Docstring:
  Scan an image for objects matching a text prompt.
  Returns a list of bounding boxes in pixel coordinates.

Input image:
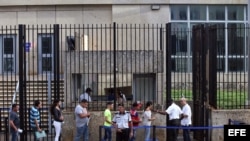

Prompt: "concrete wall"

[61,109,250,141]
[0,0,247,26]
[0,0,247,5]
[0,5,113,26]
[66,51,163,73]
[211,109,250,141]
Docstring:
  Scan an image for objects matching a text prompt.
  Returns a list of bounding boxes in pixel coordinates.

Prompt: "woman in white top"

[142,101,155,141]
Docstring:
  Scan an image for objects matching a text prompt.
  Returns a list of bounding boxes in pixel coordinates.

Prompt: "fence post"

[18,24,26,141]
[5,117,8,141]
[99,126,102,141]
[165,23,172,141]
[53,24,60,100]
[153,125,156,141]
[113,22,117,110]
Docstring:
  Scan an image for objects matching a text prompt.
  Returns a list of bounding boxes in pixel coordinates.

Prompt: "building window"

[38,34,54,73]
[228,5,244,21]
[209,5,225,20]
[171,5,187,20]
[190,5,206,20]
[170,4,247,73]
[0,35,17,73]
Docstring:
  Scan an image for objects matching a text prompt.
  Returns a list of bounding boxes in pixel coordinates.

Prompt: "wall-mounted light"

[151,4,160,10]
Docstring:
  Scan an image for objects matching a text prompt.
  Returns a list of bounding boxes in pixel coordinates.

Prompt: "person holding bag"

[50,99,64,141]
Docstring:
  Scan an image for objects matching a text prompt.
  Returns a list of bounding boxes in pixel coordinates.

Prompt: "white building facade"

[0,0,248,73]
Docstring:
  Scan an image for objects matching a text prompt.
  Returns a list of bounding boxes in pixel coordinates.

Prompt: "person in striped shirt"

[30,100,42,141]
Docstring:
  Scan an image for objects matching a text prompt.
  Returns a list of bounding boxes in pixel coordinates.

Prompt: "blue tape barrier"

[101,125,224,130]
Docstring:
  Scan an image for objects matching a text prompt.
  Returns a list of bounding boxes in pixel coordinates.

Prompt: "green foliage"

[164,89,248,109]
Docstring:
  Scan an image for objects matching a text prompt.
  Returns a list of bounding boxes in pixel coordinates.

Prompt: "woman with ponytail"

[50,99,64,141]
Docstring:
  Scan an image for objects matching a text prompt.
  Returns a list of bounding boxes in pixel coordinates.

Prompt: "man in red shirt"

[129,101,142,141]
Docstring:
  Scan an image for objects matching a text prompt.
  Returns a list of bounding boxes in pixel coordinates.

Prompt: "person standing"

[157,99,182,141]
[80,88,92,102]
[50,99,64,141]
[107,89,115,101]
[180,97,192,141]
[102,102,113,141]
[129,101,142,141]
[117,91,126,104]
[112,103,133,141]
[30,100,42,141]
[74,99,91,141]
[9,104,20,141]
[142,101,156,141]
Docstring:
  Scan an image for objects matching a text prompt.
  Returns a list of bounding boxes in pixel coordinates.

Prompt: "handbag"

[35,130,47,138]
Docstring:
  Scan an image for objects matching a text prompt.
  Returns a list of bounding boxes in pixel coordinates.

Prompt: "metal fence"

[0,23,249,140]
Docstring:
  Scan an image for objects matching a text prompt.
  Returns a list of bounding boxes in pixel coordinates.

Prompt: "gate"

[192,24,217,141]
[0,25,62,141]
[18,25,62,141]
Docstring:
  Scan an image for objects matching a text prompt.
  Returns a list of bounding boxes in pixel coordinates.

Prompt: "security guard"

[157,99,183,141]
[112,103,133,141]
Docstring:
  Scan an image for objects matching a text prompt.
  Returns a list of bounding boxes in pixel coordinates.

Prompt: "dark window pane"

[171,58,188,72]
[209,6,225,20]
[171,5,187,20]
[228,58,244,72]
[4,38,13,54]
[208,24,225,56]
[228,23,245,55]
[171,23,188,55]
[190,5,206,20]
[217,58,225,72]
[4,58,13,72]
[42,37,52,54]
[42,57,52,71]
[247,7,248,21]
[228,5,244,20]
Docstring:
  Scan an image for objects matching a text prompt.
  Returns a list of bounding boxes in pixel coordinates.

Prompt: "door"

[133,74,156,102]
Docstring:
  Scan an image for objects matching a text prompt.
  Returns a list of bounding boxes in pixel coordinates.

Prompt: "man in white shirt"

[80,88,92,102]
[112,103,133,141]
[157,99,183,141]
[180,97,192,141]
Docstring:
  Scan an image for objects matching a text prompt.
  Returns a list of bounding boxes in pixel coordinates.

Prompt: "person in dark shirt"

[107,89,115,101]
[9,104,20,141]
[50,99,64,141]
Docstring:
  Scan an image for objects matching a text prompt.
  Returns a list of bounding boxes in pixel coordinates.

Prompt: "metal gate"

[0,25,62,141]
[18,25,61,141]
[192,24,217,141]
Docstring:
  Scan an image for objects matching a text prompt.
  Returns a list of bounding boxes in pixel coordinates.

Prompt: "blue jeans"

[144,127,150,141]
[129,128,137,141]
[11,131,18,141]
[103,126,112,141]
[183,127,191,141]
[74,124,89,141]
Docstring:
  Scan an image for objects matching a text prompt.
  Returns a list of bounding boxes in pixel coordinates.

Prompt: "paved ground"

[0,132,194,141]
[0,132,55,141]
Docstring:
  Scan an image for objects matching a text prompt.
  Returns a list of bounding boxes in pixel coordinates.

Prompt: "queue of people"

[9,90,192,141]
[101,97,191,141]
